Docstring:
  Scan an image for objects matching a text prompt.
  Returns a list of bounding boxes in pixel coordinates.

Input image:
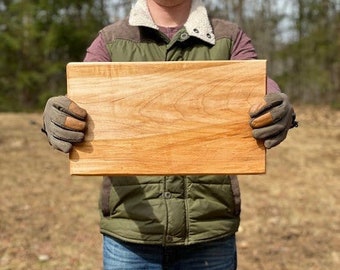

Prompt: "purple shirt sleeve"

[230,28,257,61]
[83,33,111,62]
[266,77,281,94]
[231,28,280,94]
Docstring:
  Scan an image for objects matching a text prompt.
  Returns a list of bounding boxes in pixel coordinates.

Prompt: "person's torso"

[98,18,242,246]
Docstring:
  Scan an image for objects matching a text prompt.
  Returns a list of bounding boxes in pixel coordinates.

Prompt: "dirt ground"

[0,106,339,270]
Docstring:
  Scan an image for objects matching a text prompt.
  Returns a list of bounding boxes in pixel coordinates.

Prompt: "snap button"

[207,33,212,39]
[180,32,189,40]
[193,28,199,33]
[164,192,172,199]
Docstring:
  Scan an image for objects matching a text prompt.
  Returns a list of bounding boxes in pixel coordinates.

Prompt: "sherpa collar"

[129,0,215,45]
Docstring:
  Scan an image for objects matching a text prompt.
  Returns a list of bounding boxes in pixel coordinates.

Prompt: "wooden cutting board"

[67,61,266,175]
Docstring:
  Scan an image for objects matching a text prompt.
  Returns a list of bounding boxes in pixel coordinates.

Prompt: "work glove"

[42,96,87,153]
[249,92,298,149]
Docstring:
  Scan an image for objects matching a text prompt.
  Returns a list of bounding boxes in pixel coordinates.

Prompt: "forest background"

[0,0,339,112]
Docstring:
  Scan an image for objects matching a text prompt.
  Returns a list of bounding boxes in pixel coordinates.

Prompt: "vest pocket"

[187,175,241,218]
[100,176,164,218]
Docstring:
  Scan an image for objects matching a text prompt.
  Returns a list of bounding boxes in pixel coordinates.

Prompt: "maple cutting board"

[67,60,266,175]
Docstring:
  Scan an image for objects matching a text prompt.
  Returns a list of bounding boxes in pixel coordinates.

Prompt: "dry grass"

[0,106,339,269]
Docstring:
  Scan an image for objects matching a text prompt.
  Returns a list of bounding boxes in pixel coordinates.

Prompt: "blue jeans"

[103,234,237,270]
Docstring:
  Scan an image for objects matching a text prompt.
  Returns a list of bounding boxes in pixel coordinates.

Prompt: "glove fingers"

[48,136,73,153]
[49,122,85,143]
[269,100,291,122]
[52,96,87,120]
[50,104,86,132]
[264,129,289,149]
[252,117,288,140]
[250,102,291,128]
[249,111,273,128]
[249,93,284,118]
[64,115,86,131]
[253,107,292,140]
[249,99,268,118]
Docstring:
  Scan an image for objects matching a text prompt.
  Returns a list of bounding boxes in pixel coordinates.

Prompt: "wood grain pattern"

[67,61,266,175]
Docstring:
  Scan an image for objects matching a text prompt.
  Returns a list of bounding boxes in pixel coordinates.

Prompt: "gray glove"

[42,96,87,153]
[249,92,298,149]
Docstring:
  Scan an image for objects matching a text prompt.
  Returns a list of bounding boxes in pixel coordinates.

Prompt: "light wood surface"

[67,61,266,175]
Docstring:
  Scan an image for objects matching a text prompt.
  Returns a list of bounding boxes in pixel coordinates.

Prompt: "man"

[42,0,297,269]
